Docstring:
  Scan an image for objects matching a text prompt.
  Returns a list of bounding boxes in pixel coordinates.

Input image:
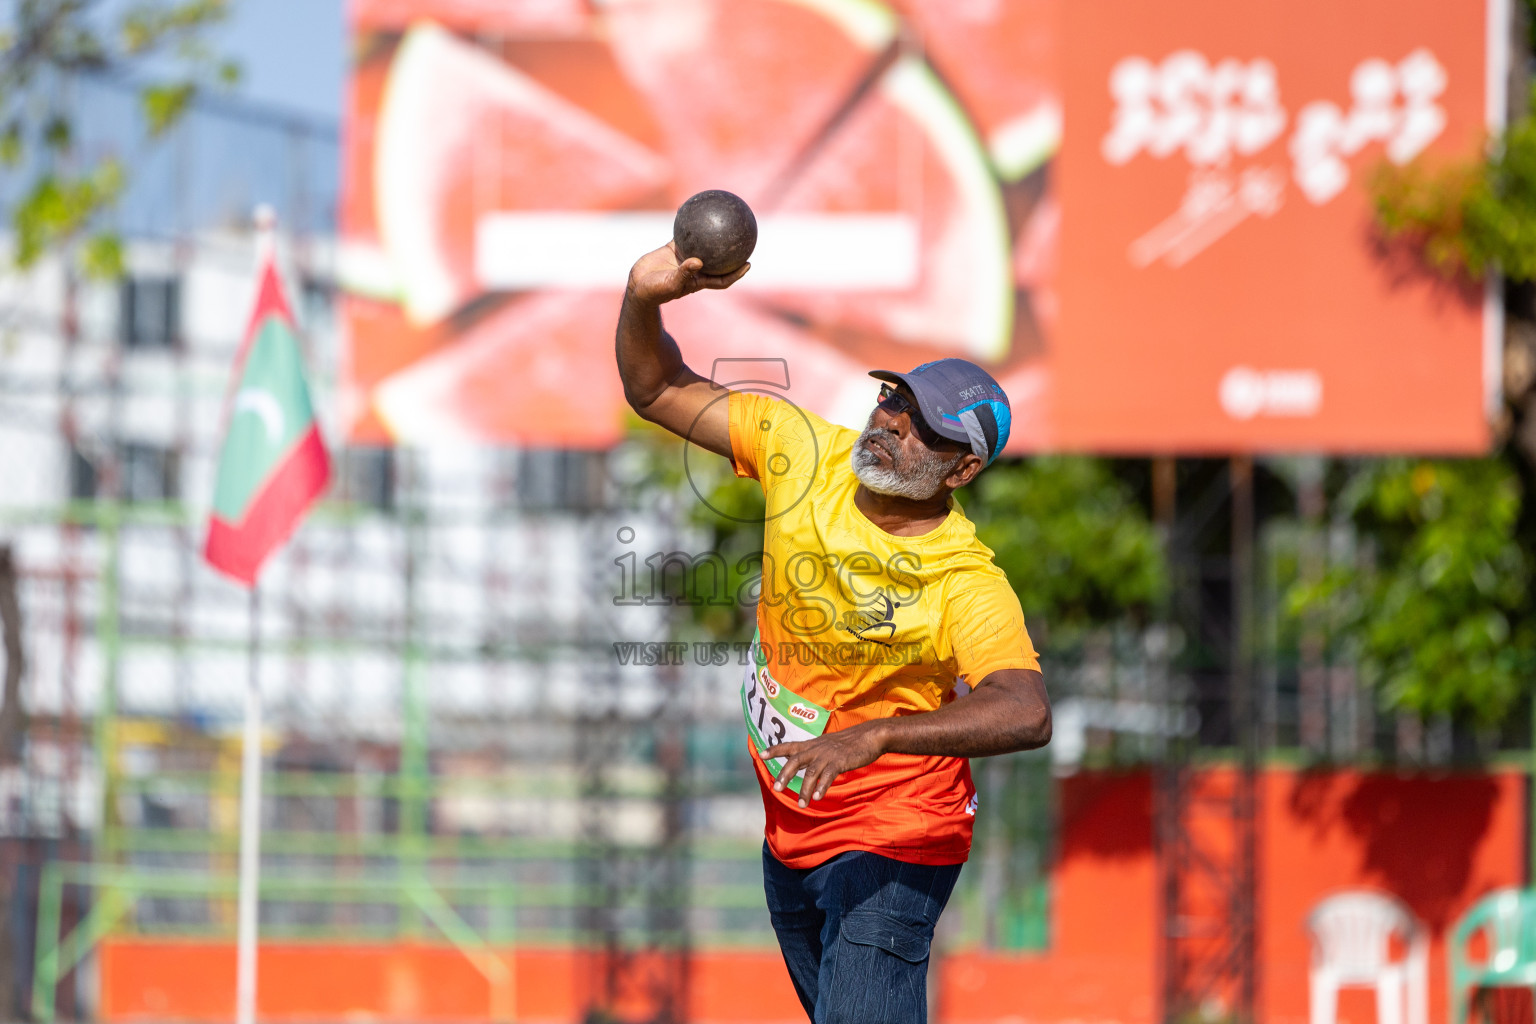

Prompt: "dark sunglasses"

[877,384,944,448]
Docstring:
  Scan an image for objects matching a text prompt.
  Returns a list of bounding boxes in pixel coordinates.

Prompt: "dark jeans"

[762,842,962,1024]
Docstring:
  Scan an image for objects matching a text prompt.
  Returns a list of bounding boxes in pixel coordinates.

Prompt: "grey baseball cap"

[869,359,1012,465]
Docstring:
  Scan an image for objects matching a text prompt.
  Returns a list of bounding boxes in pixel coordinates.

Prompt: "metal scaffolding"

[1156,458,1260,1024]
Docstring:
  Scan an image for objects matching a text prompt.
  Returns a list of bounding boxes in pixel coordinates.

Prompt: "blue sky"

[220,0,346,123]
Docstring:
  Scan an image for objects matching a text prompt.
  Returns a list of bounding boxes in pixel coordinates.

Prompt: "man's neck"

[853,484,952,537]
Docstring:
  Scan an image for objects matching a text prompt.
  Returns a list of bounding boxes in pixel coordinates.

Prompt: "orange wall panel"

[938,771,1159,1024]
[1260,769,1526,1024]
[97,768,1526,1024]
[100,943,805,1024]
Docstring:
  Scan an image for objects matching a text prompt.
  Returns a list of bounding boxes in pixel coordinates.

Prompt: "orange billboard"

[339,0,1504,453]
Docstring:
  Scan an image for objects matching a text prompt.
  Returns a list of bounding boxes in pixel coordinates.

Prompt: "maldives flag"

[204,255,331,586]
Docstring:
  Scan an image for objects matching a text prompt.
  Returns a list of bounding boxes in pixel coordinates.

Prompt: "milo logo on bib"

[739,630,829,795]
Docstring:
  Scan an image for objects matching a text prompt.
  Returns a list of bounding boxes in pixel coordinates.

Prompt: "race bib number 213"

[740,633,830,795]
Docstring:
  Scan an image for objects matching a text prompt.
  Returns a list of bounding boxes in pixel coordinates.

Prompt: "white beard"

[849,421,962,500]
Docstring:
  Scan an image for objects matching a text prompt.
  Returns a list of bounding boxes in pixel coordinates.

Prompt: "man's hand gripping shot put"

[617,242,1051,1024]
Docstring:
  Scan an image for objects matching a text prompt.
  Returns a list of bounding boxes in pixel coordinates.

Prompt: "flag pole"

[235,583,262,1024]
[235,206,276,1024]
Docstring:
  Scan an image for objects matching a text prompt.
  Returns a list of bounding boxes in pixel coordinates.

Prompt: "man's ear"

[946,453,985,489]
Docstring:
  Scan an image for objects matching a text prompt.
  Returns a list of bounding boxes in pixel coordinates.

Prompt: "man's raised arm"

[617,242,749,459]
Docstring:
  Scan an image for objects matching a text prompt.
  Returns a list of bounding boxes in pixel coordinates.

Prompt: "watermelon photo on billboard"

[339,0,1501,455]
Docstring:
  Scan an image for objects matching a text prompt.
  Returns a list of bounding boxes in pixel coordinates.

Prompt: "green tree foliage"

[1286,460,1536,726]
[1370,0,1536,282]
[1348,5,1536,726]
[1,0,238,275]
[1372,93,1536,282]
[958,457,1167,643]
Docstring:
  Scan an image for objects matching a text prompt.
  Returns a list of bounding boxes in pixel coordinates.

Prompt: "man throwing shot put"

[616,242,1051,1024]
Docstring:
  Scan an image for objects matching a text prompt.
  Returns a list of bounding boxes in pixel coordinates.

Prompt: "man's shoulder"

[927,531,1017,611]
[929,507,1004,571]
[739,390,856,451]
[936,555,1014,598]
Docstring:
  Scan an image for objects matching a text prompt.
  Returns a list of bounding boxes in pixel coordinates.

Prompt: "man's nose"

[872,405,910,437]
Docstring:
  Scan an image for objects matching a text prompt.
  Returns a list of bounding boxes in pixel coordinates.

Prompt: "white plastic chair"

[1307,891,1428,1024]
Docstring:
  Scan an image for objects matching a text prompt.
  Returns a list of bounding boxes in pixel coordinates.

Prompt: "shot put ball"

[672,190,758,276]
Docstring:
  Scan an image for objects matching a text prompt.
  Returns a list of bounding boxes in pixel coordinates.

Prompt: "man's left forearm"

[868,668,1051,759]
[761,668,1050,807]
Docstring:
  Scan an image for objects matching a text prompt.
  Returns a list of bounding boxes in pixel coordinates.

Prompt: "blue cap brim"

[868,369,972,448]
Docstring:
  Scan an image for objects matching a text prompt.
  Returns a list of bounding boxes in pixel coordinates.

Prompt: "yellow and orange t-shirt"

[729,390,1040,868]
